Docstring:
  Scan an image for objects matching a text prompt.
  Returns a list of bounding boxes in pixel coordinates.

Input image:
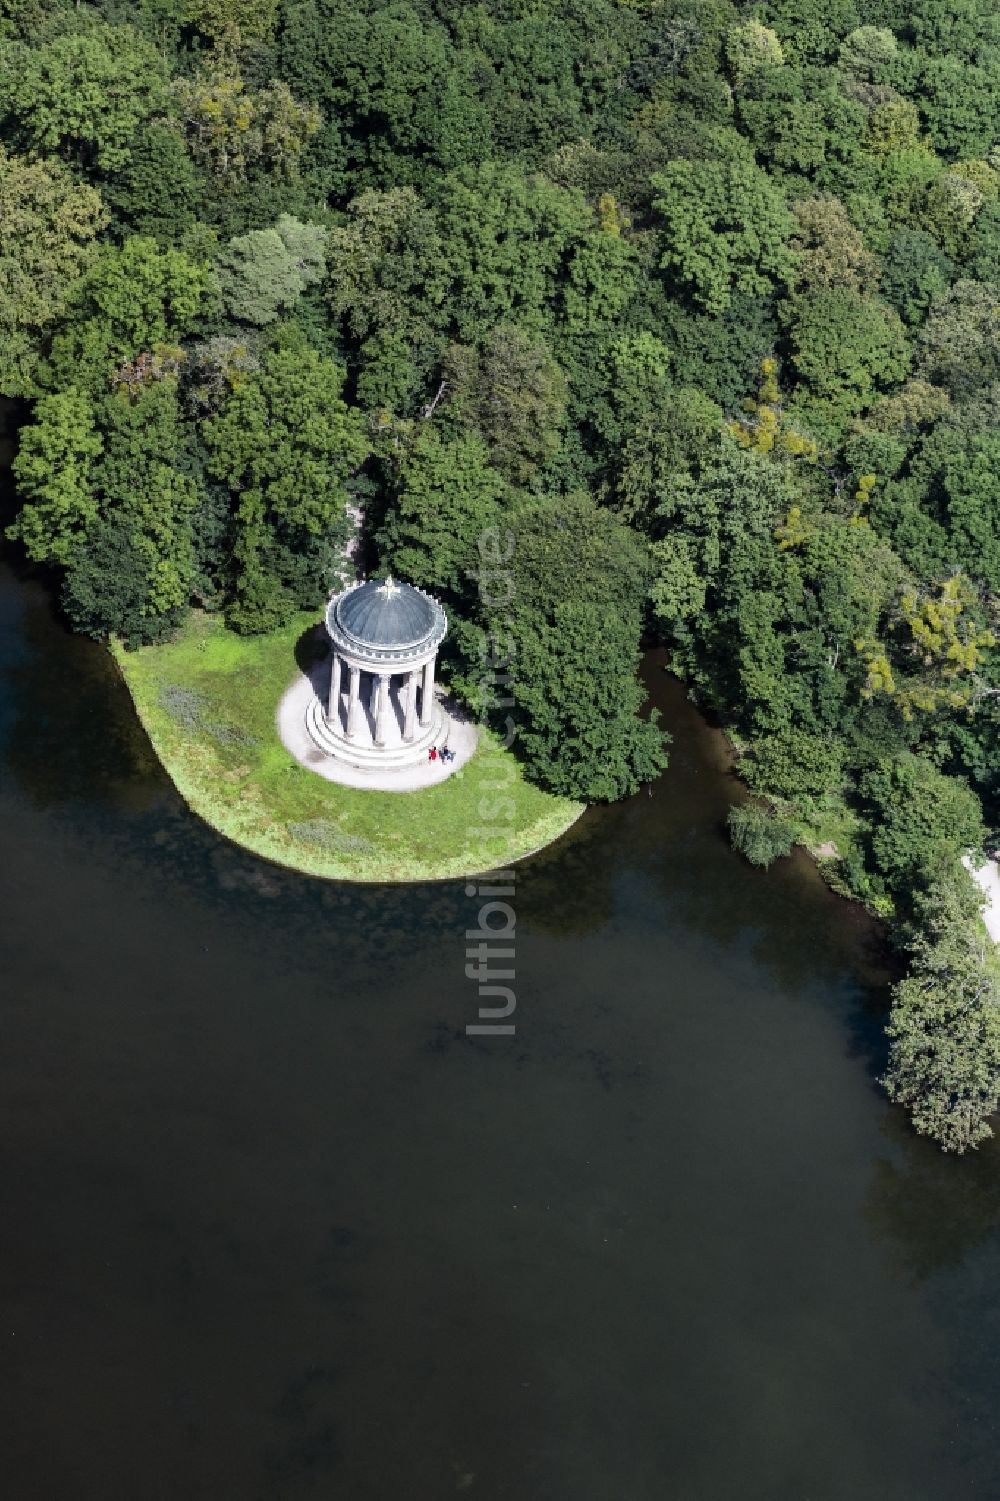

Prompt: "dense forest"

[2,0,999,1149]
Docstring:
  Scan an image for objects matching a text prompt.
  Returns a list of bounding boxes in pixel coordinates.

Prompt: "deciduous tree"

[0,146,107,396]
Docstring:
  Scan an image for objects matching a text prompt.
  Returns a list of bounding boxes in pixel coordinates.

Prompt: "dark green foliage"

[860,754,984,898]
[378,428,508,607]
[62,515,184,646]
[966,201,1000,282]
[902,52,1000,159]
[760,0,860,66]
[443,326,569,485]
[43,235,219,395]
[507,599,668,802]
[784,289,911,416]
[872,392,1000,590]
[737,64,867,184]
[458,491,667,802]
[102,123,206,240]
[916,280,1000,397]
[659,295,782,412]
[881,230,953,325]
[201,343,370,631]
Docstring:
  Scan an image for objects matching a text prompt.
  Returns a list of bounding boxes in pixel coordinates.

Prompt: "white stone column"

[420,654,436,728]
[403,668,419,742]
[346,665,362,739]
[327,651,342,727]
[374,673,391,747]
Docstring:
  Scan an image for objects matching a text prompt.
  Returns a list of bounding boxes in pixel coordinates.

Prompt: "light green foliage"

[789,195,878,292]
[182,0,279,51]
[884,865,1000,1154]
[744,727,845,799]
[652,159,794,313]
[8,391,103,565]
[563,228,638,332]
[871,378,953,430]
[916,280,1000,397]
[724,21,785,90]
[45,236,218,392]
[838,26,897,79]
[922,171,988,258]
[727,803,797,867]
[0,145,107,395]
[82,237,214,347]
[114,611,582,882]
[170,68,321,183]
[218,216,328,325]
[863,98,923,156]
[0,25,165,174]
[203,345,367,535]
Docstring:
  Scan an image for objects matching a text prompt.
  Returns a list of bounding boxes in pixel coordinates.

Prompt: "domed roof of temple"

[326,577,447,661]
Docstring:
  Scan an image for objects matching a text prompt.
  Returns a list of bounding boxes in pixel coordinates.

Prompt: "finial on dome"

[381,574,399,596]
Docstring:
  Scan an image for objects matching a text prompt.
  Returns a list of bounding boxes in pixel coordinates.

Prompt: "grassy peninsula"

[113,612,583,883]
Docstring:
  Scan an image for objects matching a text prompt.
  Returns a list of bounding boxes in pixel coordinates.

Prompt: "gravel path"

[963,854,1000,943]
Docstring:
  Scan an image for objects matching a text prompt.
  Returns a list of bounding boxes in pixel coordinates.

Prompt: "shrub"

[744,728,845,800]
[860,754,984,898]
[727,803,797,868]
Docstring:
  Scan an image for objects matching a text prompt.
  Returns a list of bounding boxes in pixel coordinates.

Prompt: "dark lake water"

[3,546,1000,1499]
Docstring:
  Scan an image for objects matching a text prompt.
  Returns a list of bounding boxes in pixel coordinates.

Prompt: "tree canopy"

[2,0,999,1149]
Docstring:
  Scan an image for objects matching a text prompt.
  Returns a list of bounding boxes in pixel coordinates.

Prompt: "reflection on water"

[867,1111,1000,1282]
[1,560,999,1500]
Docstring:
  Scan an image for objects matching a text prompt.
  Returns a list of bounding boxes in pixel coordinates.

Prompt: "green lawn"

[113,611,584,882]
